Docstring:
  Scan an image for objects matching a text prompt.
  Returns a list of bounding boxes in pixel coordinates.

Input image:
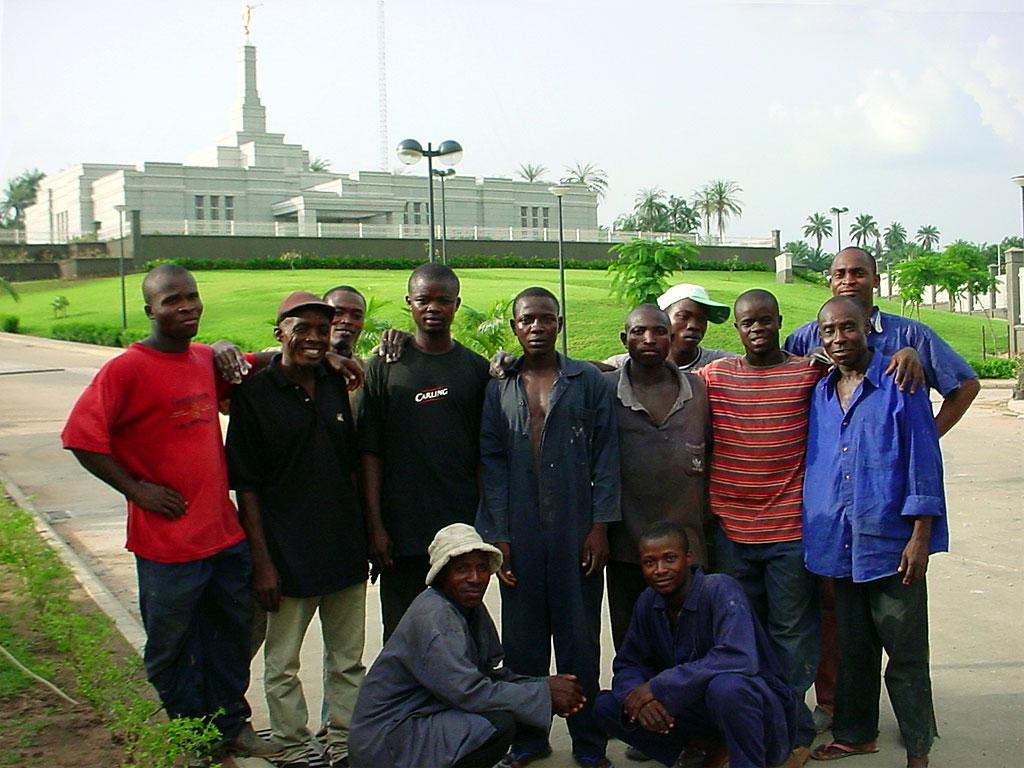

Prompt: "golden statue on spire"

[242,3,260,43]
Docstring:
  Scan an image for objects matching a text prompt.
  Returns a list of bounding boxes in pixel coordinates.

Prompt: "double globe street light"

[830,206,849,251]
[396,139,462,263]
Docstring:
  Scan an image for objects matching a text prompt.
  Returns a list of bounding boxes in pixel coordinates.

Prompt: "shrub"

[0,314,19,333]
[51,323,141,348]
[608,239,700,305]
[966,358,1016,379]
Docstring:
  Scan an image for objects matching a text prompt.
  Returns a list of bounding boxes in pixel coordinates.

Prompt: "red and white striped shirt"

[700,354,825,544]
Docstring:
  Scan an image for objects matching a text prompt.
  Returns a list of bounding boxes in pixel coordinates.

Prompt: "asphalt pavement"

[0,331,1021,768]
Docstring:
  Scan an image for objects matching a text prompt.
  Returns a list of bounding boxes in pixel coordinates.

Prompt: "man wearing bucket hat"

[604,284,737,373]
[349,523,586,768]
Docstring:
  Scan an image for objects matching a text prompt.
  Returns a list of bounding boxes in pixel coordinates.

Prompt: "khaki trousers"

[264,582,366,763]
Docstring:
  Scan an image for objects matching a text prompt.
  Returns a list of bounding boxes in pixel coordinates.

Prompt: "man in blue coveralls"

[477,286,620,768]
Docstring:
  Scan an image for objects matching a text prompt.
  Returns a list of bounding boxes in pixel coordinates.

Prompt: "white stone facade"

[24,44,598,244]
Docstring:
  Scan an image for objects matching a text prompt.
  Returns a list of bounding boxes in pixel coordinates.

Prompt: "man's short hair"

[734,288,779,315]
[142,263,192,303]
[625,303,670,332]
[408,262,460,293]
[513,286,559,316]
[323,285,366,306]
[833,247,878,275]
[818,295,867,322]
[638,520,690,553]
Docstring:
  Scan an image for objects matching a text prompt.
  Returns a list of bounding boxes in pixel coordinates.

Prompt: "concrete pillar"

[1006,248,1023,355]
[297,208,316,238]
[771,229,781,250]
[775,252,793,284]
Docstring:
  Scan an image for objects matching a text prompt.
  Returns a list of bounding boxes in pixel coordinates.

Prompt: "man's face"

[733,297,782,356]
[639,535,693,598]
[440,551,492,610]
[406,277,460,335]
[511,296,561,357]
[829,249,879,311]
[144,273,203,340]
[665,299,709,355]
[818,303,870,368]
[622,308,672,367]
[324,290,366,356]
[274,308,331,368]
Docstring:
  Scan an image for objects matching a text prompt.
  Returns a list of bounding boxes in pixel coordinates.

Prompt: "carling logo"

[414,386,449,404]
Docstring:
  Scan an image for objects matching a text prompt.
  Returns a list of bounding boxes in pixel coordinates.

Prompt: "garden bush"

[50,323,144,348]
[0,314,19,333]
[966,357,1016,379]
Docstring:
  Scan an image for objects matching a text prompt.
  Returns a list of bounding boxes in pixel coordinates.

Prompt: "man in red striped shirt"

[699,289,824,766]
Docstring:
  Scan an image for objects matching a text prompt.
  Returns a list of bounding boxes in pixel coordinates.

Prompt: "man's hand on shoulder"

[886,347,925,393]
[489,350,515,380]
[129,480,187,520]
[325,352,364,391]
[374,329,413,363]
[548,674,585,717]
[211,339,252,384]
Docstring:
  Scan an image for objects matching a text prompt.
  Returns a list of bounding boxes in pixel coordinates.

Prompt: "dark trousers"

[833,574,936,758]
[500,550,606,761]
[135,540,253,740]
[379,555,430,643]
[815,577,838,712]
[454,711,517,768]
[607,560,649,652]
[594,675,783,768]
[713,529,819,747]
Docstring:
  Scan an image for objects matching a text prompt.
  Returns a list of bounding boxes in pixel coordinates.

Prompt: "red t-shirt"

[700,354,825,544]
[62,342,246,563]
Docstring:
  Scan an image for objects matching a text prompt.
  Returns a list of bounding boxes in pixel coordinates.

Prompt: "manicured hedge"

[0,314,18,333]
[967,357,1017,379]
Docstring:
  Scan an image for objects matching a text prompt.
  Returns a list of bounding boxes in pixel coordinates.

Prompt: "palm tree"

[802,213,833,253]
[849,213,879,248]
[633,188,668,230]
[916,224,940,250]
[705,180,743,241]
[883,221,907,252]
[1,169,45,229]
[515,163,548,183]
[692,186,714,239]
[308,157,331,173]
[666,195,701,234]
[561,162,608,199]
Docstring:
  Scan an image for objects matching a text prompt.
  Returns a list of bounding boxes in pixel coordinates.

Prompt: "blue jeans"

[136,540,253,740]
[714,529,818,747]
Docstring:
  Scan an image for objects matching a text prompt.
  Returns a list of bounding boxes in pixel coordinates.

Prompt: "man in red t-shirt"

[61,264,282,762]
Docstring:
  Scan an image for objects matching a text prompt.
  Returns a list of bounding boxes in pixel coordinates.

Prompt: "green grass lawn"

[0,268,1007,362]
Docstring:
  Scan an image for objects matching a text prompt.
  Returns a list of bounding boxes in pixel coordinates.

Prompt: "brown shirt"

[604,361,712,565]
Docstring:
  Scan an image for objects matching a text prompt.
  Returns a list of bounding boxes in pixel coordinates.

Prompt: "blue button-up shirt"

[803,351,948,583]
[784,307,976,397]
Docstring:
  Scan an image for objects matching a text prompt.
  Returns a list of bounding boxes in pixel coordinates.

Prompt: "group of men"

[61,245,975,768]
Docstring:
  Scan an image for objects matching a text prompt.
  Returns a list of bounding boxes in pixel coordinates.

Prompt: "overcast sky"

[1,0,1021,246]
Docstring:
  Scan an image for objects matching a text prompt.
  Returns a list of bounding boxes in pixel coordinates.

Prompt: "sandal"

[811,742,879,761]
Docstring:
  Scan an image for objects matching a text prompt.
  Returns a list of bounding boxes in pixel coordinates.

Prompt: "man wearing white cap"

[604,284,737,372]
[349,523,586,768]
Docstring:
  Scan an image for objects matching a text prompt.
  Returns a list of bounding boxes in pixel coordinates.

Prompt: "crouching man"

[348,523,586,768]
[594,522,798,768]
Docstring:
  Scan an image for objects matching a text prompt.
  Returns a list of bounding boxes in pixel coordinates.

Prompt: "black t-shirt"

[226,358,367,597]
[359,341,490,556]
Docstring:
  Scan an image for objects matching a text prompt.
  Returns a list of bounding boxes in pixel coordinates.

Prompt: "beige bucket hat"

[425,523,504,586]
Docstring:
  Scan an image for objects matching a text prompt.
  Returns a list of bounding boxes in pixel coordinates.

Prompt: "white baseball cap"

[657,283,730,324]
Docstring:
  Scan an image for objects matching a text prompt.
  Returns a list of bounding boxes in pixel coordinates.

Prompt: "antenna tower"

[377,0,390,171]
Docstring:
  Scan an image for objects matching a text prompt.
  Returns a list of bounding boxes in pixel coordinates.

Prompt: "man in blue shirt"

[803,297,947,768]
[477,286,620,768]
[784,247,978,438]
[593,521,798,768]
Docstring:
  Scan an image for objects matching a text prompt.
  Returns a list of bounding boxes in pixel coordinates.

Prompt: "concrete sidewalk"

[0,332,1021,767]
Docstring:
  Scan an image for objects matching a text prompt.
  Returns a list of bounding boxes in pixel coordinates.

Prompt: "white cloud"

[961,35,1024,145]
[855,68,954,154]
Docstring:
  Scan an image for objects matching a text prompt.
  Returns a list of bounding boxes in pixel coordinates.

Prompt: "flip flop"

[810,742,879,761]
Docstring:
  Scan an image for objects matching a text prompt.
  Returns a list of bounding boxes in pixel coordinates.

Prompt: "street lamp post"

[433,168,456,264]
[830,206,849,251]
[396,139,462,262]
[114,204,127,329]
[1012,175,1024,238]
[549,185,571,356]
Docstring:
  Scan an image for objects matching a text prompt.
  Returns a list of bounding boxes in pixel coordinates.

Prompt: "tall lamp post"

[396,139,462,262]
[433,168,456,264]
[830,206,849,251]
[114,204,128,329]
[1012,175,1024,238]
[549,185,571,356]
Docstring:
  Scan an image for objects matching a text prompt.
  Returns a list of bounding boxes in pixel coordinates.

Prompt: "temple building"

[24,42,598,244]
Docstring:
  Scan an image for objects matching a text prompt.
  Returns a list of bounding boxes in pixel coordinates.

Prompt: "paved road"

[0,331,1021,768]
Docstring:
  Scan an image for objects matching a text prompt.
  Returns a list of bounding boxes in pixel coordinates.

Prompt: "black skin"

[70,269,203,521]
[495,295,609,589]
[817,299,932,588]
[664,298,710,368]
[829,247,978,437]
[235,307,336,612]
[323,289,366,358]
[733,294,786,367]
[621,306,680,426]
[622,533,695,734]
[439,550,587,718]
